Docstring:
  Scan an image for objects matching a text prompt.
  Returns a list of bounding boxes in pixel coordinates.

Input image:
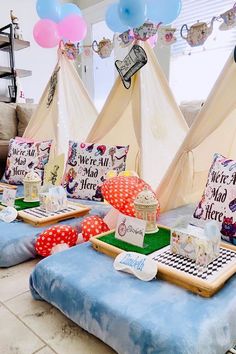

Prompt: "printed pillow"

[3,137,52,185]
[64,141,129,201]
[193,153,236,245]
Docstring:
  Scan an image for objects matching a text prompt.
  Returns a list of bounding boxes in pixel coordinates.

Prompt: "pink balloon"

[148,34,158,48]
[33,19,60,48]
[58,14,87,42]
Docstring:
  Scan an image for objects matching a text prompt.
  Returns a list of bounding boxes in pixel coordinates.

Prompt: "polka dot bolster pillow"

[3,137,52,185]
[35,225,78,257]
[63,141,129,201]
[101,175,160,217]
[193,153,236,245]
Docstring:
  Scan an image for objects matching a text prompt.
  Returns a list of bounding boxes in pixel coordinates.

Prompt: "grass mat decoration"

[99,227,171,255]
[0,198,40,211]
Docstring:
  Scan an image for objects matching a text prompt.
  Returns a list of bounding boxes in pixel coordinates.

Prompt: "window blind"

[171,0,236,56]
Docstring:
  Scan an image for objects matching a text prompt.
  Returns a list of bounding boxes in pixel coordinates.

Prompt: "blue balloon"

[118,0,147,28]
[146,0,182,24]
[36,0,61,22]
[105,3,129,33]
[60,3,82,20]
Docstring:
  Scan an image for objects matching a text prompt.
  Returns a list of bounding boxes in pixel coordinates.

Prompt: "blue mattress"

[0,186,110,267]
[30,241,236,354]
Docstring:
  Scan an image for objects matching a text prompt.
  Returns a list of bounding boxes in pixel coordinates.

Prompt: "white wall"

[78,0,104,9]
[0,0,60,103]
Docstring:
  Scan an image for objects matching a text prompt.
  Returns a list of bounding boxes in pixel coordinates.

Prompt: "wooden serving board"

[18,202,90,227]
[0,183,17,193]
[91,229,236,297]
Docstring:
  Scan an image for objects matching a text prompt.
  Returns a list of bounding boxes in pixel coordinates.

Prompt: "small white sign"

[115,213,146,248]
[114,252,157,281]
[2,188,17,207]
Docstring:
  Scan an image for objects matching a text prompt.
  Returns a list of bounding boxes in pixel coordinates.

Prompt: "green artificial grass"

[99,227,171,255]
[0,198,40,211]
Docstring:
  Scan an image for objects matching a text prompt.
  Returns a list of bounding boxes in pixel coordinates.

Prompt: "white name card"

[115,213,146,248]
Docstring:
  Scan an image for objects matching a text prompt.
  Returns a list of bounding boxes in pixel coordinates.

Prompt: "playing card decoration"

[101,176,158,217]
[35,225,78,257]
[115,44,147,89]
[81,215,110,241]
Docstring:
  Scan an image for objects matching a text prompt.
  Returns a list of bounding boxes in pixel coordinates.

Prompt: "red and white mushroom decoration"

[35,225,78,257]
[80,215,110,242]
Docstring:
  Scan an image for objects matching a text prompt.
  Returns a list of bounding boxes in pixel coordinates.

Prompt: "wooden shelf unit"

[0,34,30,51]
[0,24,31,103]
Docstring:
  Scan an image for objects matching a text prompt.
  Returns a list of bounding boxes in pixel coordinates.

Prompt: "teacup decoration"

[92,37,113,59]
[133,22,160,41]
[220,4,236,31]
[180,18,216,47]
[158,26,177,46]
[118,30,134,48]
[23,171,41,202]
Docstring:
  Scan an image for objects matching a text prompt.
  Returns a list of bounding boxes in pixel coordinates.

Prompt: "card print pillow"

[3,137,52,185]
[64,141,129,201]
[193,153,236,245]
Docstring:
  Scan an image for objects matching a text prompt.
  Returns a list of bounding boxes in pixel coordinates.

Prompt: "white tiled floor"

[0,260,116,354]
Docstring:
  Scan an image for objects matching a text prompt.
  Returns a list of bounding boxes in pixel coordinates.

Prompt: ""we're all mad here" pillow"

[193,153,236,245]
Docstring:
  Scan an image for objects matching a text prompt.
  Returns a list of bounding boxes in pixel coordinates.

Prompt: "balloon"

[33,19,60,48]
[146,0,182,24]
[58,14,87,42]
[148,33,157,48]
[60,3,81,20]
[36,0,61,22]
[105,3,129,33]
[118,0,147,28]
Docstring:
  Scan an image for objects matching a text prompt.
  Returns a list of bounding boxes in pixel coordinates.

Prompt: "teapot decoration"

[92,37,113,59]
[219,4,236,31]
[180,17,216,47]
[133,22,161,41]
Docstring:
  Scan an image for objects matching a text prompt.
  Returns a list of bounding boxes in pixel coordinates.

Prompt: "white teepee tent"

[157,49,236,212]
[23,49,98,157]
[86,42,188,189]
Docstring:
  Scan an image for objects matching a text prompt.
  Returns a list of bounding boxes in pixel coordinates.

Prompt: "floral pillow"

[193,153,236,245]
[63,141,129,201]
[3,137,52,185]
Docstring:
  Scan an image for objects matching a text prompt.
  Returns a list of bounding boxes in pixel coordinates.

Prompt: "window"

[170,0,236,103]
[92,20,115,111]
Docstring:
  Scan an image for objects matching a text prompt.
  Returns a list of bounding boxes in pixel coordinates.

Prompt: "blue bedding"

[0,186,110,267]
[30,242,236,354]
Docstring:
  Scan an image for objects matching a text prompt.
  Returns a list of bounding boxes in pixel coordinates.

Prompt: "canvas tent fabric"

[23,49,98,158]
[86,42,188,189]
[157,50,236,212]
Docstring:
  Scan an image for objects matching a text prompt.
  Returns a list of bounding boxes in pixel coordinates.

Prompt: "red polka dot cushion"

[101,176,160,217]
[35,225,78,257]
[81,216,110,241]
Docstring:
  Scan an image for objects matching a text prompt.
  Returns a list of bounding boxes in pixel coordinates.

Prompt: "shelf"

[0,34,30,51]
[0,66,32,79]
[0,96,11,103]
